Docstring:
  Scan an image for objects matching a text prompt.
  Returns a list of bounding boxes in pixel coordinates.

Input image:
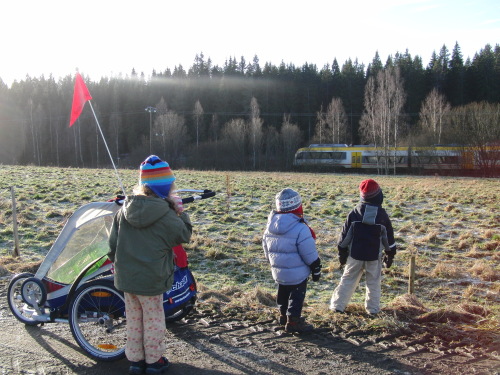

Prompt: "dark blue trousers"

[277,279,308,317]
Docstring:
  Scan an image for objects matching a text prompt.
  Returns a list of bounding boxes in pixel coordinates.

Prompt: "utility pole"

[145,106,157,154]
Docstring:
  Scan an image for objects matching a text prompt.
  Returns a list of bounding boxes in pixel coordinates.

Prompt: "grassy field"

[0,165,499,346]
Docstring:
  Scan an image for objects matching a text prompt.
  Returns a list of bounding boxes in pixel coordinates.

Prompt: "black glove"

[383,255,394,268]
[383,247,396,268]
[338,247,348,267]
[310,258,322,282]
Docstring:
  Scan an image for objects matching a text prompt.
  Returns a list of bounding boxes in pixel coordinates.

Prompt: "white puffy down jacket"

[262,211,319,285]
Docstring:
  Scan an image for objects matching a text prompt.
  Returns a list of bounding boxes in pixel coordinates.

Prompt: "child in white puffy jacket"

[262,188,321,333]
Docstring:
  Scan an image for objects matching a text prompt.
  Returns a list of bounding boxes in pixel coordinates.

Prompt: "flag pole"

[88,102,126,196]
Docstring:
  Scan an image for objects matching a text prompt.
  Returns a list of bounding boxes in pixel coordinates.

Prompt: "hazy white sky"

[1,0,498,86]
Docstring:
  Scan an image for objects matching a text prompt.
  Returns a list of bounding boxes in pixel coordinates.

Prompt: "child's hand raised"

[166,195,184,215]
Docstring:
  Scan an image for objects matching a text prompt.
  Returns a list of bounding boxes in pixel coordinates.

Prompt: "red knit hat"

[359,179,381,200]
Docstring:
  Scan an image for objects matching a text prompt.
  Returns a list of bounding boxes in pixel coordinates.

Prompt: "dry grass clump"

[457,240,470,250]
[0,264,9,277]
[483,229,495,239]
[240,287,275,307]
[422,231,439,243]
[396,223,413,233]
[465,244,484,258]
[387,294,428,319]
[0,256,42,274]
[413,308,477,324]
[462,285,482,300]
[456,303,491,317]
[431,263,464,279]
[343,303,367,315]
[198,290,232,303]
[205,247,227,260]
[186,233,215,251]
[199,285,276,318]
[469,260,500,281]
[484,240,499,251]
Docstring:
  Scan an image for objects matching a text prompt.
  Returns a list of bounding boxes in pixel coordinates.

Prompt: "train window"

[297,152,315,160]
[416,157,431,164]
[364,156,378,163]
[440,156,459,164]
[332,152,346,160]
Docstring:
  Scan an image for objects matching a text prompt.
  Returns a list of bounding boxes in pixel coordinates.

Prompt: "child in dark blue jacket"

[329,179,396,314]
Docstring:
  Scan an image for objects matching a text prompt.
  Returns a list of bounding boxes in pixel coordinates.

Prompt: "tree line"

[0,42,499,171]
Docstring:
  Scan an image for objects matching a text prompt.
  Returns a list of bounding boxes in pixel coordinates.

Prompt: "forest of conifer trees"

[0,43,499,171]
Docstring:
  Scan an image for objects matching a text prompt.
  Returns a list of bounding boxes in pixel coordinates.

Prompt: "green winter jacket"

[108,195,192,296]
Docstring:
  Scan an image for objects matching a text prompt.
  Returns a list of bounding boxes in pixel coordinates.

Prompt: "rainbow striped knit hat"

[139,155,176,198]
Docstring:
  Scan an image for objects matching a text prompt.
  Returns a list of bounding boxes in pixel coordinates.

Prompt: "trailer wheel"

[68,279,126,361]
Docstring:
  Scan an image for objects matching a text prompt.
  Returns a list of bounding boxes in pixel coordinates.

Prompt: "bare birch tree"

[193,100,204,149]
[264,125,280,170]
[154,110,187,164]
[359,77,378,146]
[280,114,302,169]
[359,66,406,174]
[249,97,263,169]
[449,102,500,175]
[418,88,451,144]
[221,118,247,169]
[156,97,168,116]
[325,97,348,144]
[313,105,326,144]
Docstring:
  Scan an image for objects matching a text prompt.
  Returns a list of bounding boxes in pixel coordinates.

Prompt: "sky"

[0,0,499,87]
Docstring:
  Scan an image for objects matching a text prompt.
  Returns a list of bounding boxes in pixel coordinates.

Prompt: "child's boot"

[285,316,313,333]
[278,314,287,325]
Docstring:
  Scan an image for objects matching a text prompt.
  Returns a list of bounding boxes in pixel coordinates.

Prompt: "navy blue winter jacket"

[338,201,396,261]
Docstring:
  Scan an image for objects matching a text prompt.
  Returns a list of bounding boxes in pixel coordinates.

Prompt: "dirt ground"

[0,276,498,375]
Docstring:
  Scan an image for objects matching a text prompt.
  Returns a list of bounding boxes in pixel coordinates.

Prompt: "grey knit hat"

[275,188,302,212]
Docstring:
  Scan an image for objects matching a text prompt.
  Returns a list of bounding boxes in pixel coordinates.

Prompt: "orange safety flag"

[69,73,92,127]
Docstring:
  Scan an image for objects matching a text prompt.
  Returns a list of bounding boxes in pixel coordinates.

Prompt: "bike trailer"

[7,191,213,361]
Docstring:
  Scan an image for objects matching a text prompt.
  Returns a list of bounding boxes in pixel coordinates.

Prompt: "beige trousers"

[124,293,166,364]
[329,255,383,314]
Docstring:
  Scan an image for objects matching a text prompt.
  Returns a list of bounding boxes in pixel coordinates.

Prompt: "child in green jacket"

[108,155,191,374]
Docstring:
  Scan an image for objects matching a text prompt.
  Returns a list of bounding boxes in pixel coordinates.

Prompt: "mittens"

[338,246,348,266]
[309,258,322,282]
[383,248,396,268]
[383,255,394,268]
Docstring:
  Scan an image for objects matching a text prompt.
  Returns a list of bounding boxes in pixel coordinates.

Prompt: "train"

[293,144,500,175]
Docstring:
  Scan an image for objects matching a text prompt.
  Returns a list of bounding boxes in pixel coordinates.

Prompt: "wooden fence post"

[408,255,416,294]
[11,186,20,257]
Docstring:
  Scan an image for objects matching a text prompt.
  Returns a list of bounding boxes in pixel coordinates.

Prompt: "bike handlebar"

[110,189,216,206]
[181,190,216,204]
